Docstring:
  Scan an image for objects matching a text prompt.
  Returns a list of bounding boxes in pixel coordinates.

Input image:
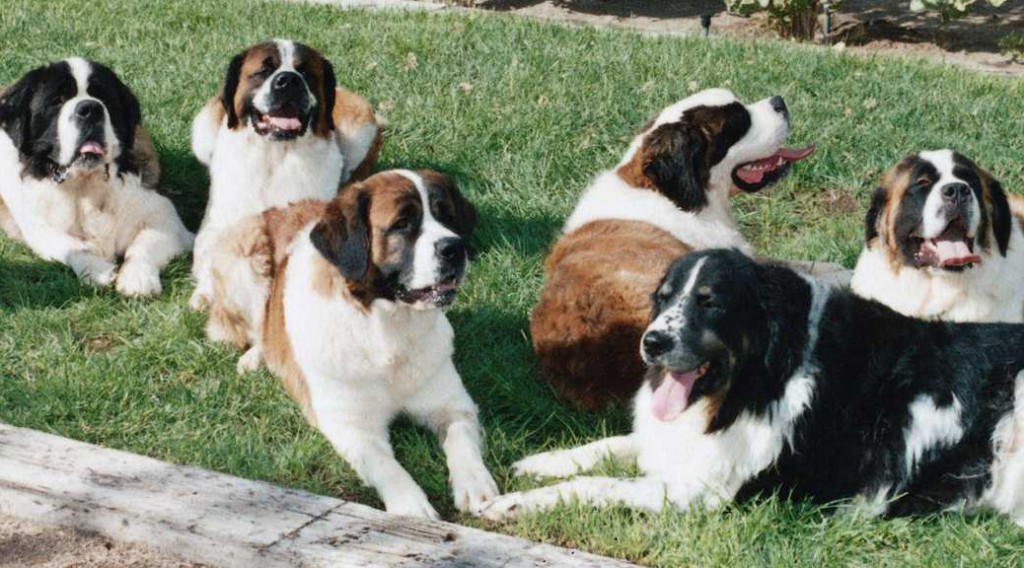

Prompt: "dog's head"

[864,150,1011,273]
[0,58,141,183]
[310,170,477,309]
[616,88,814,211]
[220,39,336,141]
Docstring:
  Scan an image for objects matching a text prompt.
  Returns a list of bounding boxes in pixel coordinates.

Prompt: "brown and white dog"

[0,58,192,297]
[204,170,496,518]
[851,150,1024,322]
[189,39,382,310]
[530,89,814,410]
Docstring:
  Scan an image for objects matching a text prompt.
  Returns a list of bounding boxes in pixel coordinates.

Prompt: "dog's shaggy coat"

[0,58,192,297]
[189,39,381,310]
[484,249,1024,527]
[852,150,1024,323]
[530,89,814,410]
[205,170,496,519]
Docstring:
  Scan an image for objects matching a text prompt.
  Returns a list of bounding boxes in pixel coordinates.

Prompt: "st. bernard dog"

[0,58,193,297]
[530,89,815,410]
[189,39,382,310]
[204,170,496,518]
[851,150,1024,322]
[484,249,1024,527]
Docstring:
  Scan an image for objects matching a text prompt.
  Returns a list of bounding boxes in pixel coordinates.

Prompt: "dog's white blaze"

[644,257,707,349]
[56,58,120,169]
[394,169,460,291]
[903,394,964,475]
[919,149,981,240]
[252,39,315,115]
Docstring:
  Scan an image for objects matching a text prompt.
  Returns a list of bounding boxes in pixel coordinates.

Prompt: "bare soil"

[476,0,1024,76]
[0,517,205,568]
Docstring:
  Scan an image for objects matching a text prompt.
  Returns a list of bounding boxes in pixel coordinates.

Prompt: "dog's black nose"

[272,71,302,93]
[941,182,971,204]
[75,100,104,121]
[769,96,788,115]
[436,237,466,262]
[642,330,674,358]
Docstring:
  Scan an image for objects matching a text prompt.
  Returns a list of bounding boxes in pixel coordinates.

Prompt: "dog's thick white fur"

[0,59,192,297]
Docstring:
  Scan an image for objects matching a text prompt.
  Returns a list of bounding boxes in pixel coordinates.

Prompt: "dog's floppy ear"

[221,52,245,129]
[982,170,1012,257]
[0,67,45,153]
[310,186,371,281]
[641,121,708,211]
[319,58,337,134]
[421,171,477,239]
[864,185,889,245]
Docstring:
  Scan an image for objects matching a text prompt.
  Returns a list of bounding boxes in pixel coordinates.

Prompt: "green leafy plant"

[1000,31,1024,61]
[910,0,1013,21]
[724,0,842,40]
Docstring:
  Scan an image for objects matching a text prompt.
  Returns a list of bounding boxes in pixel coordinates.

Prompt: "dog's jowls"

[485,249,1024,526]
[206,170,494,519]
[530,89,815,410]
[0,58,192,297]
[189,39,381,311]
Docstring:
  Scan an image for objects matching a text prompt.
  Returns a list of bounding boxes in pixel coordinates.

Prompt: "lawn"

[1,0,1024,565]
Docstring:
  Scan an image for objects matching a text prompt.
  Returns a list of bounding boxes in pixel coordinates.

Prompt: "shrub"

[910,0,1013,22]
[1000,31,1024,61]
[724,0,841,40]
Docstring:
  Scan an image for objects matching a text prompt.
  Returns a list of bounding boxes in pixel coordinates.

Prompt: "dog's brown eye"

[389,217,412,234]
[697,294,719,309]
[915,176,932,187]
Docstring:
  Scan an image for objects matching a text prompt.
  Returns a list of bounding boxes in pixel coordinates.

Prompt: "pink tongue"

[79,141,104,156]
[736,167,765,184]
[935,240,982,267]
[267,116,302,130]
[651,370,699,422]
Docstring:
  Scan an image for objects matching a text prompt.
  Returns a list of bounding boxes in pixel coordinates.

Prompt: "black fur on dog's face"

[640,249,769,425]
[0,58,140,182]
[221,39,336,141]
[864,150,1011,273]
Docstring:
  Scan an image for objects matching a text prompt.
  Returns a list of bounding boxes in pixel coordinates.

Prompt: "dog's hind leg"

[512,435,637,479]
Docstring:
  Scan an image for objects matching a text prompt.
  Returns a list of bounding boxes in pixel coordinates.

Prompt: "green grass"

[1,0,1024,565]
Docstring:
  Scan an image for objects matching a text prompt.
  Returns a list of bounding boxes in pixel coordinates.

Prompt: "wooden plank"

[0,423,635,568]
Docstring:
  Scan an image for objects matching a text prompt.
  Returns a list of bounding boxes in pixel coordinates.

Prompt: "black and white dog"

[0,58,192,297]
[484,249,1024,525]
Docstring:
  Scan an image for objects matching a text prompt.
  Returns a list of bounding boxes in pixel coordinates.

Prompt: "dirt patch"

[475,0,1024,76]
[0,517,205,568]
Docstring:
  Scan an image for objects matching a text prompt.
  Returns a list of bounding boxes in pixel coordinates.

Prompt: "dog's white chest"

[206,130,344,228]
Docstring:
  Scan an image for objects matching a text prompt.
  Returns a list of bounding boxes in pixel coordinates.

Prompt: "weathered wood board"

[0,423,636,568]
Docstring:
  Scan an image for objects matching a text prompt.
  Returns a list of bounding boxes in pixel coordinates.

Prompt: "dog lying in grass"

[484,249,1024,526]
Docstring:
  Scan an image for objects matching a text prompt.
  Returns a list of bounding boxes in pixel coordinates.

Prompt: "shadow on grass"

[0,258,89,310]
[154,143,209,232]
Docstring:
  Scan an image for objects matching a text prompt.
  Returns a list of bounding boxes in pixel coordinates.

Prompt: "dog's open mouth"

[254,107,307,138]
[397,280,459,307]
[75,140,106,165]
[651,362,711,422]
[732,145,815,191]
[913,218,980,270]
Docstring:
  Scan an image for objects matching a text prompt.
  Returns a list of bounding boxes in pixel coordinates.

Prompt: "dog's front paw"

[236,346,263,375]
[116,262,162,297]
[188,286,211,311]
[512,450,582,479]
[76,257,117,288]
[451,465,499,515]
[384,488,440,520]
[479,492,528,522]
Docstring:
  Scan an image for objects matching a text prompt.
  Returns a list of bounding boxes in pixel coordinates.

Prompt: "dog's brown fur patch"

[530,220,691,410]
[334,87,382,182]
[263,256,317,426]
